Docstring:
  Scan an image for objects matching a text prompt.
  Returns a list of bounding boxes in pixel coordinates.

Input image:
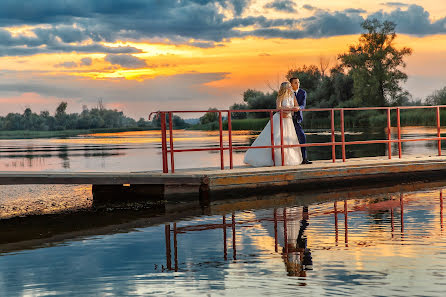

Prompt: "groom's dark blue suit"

[292,89,307,160]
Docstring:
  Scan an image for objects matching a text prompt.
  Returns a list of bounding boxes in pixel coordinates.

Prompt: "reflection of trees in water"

[0,145,126,169]
[58,145,70,168]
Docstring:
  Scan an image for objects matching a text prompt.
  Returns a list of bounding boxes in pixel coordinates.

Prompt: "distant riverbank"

[0,127,157,139]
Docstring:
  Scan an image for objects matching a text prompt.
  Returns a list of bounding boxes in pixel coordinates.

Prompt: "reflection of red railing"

[149,106,446,173]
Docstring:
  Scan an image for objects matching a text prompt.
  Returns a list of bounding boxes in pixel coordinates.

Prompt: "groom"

[290,77,312,164]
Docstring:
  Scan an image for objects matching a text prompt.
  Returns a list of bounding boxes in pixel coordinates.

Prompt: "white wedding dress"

[244,95,303,167]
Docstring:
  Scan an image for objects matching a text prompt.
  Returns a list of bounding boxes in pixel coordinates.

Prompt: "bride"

[244,81,303,167]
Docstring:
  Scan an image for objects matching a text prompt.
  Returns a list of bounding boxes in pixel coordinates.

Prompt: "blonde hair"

[277,81,292,101]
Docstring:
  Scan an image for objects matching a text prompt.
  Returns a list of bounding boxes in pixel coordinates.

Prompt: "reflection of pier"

[164,189,445,273]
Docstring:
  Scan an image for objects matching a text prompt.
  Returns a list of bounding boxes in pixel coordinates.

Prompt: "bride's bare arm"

[276,98,282,110]
[294,97,300,110]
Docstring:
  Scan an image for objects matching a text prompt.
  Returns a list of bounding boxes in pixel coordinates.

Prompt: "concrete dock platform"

[1,155,446,200]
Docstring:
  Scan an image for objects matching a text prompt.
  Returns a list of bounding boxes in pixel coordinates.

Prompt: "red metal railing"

[149,105,446,173]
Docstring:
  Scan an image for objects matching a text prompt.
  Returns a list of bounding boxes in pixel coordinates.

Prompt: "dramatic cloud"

[302,4,317,11]
[105,54,147,68]
[0,1,444,57]
[381,2,410,7]
[55,61,77,68]
[264,0,297,13]
[369,5,446,35]
[80,57,92,66]
[344,8,367,14]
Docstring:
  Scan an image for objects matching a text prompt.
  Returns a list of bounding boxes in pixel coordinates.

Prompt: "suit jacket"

[293,89,306,123]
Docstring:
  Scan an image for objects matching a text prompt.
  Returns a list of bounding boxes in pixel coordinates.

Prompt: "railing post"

[397,107,402,158]
[270,111,275,166]
[168,112,175,173]
[279,110,285,166]
[160,112,169,173]
[387,108,392,159]
[228,111,233,169]
[437,106,441,156]
[331,109,336,163]
[219,111,224,170]
[340,109,345,162]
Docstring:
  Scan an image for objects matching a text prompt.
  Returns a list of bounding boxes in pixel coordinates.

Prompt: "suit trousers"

[292,117,307,160]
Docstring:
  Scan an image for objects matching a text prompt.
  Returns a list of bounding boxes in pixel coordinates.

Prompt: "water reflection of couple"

[244,77,312,167]
[276,206,313,277]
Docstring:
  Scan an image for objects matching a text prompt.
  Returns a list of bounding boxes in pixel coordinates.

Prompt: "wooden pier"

[2,155,446,201]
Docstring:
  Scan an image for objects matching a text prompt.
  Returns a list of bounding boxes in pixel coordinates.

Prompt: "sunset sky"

[1,0,446,118]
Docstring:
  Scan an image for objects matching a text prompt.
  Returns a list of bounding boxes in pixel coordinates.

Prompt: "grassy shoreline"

[0,127,157,139]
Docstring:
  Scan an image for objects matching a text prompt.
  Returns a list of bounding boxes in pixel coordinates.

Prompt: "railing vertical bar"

[160,112,168,173]
[232,212,236,260]
[228,111,233,169]
[173,222,178,271]
[437,106,441,156]
[219,111,224,170]
[397,107,402,158]
[279,110,285,166]
[340,109,345,162]
[223,216,227,260]
[387,108,392,159]
[165,224,171,270]
[270,111,275,166]
[168,112,175,173]
[331,109,336,163]
[283,207,288,254]
[344,200,348,246]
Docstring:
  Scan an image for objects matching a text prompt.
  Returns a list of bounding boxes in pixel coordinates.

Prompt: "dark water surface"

[1,184,446,296]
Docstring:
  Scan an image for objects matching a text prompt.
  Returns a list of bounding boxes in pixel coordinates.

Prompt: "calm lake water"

[1,127,446,296]
[1,185,446,296]
[0,127,445,172]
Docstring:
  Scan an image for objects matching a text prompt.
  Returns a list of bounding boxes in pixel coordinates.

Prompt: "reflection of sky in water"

[1,188,446,296]
[0,128,445,172]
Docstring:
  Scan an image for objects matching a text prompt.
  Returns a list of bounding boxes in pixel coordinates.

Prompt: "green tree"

[200,108,219,124]
[338,19,412,106]
[286,65,322,94]
[229,103,249,119]
[425,86,446,105]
